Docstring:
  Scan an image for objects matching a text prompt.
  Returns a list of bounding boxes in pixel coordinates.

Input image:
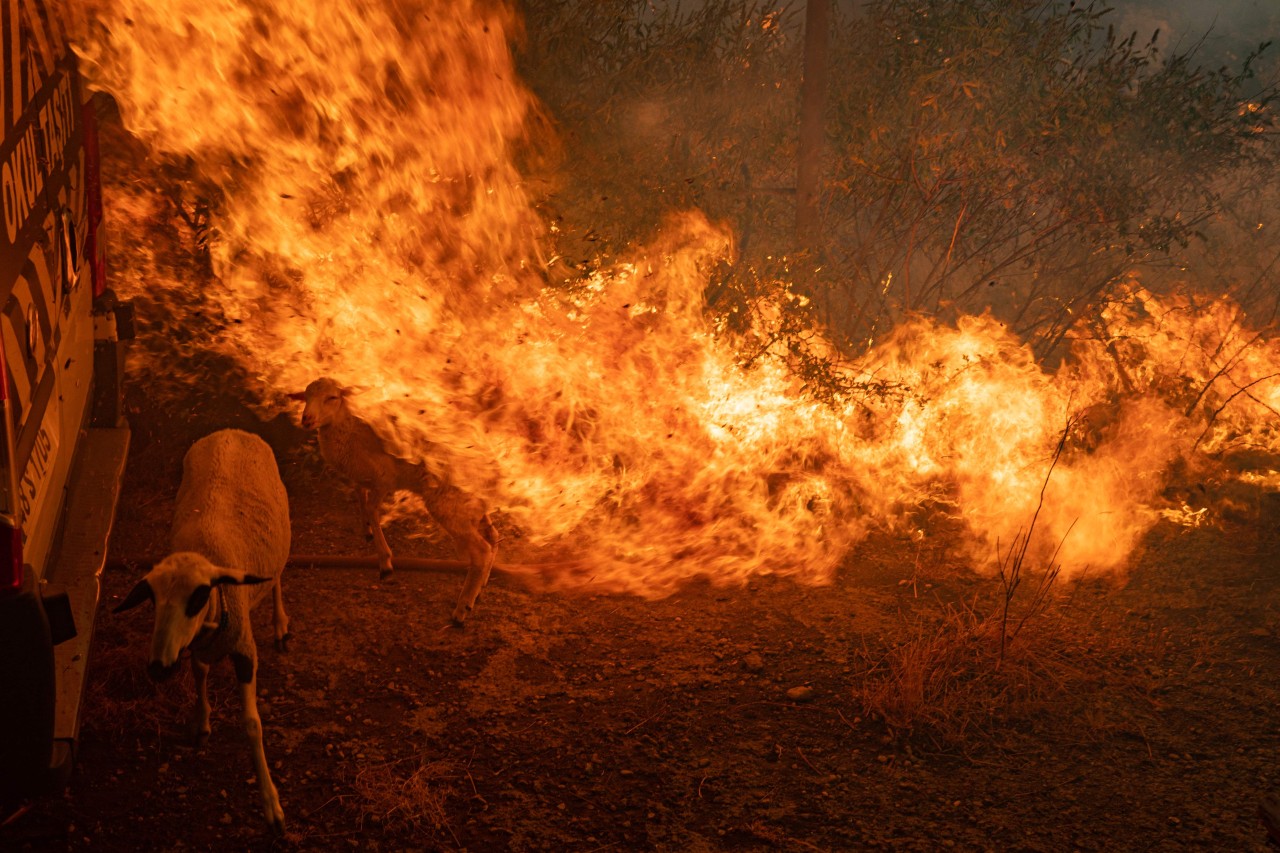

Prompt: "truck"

[0,0,131,804]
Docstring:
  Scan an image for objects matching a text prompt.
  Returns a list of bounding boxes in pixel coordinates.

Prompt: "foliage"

[517,0,1279,378]
[826,0,1278,356]
[517,0,802,263]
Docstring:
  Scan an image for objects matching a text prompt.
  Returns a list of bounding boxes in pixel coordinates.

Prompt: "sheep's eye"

[185,585,213,617]
[326,395,339,402]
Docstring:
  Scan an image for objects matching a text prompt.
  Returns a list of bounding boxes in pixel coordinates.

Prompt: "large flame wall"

[63,1,1277,593]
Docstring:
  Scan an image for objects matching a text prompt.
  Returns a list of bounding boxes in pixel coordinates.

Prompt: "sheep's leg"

[271,580,290,652]
[188,659,212,745]
[355,489,374,540]
[361,489,395,580]
[442,501,499,627]
[231,651,285,833]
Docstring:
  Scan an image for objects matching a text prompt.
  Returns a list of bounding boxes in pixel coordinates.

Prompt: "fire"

[62,2,1279,594]
[1093,283,1280,454]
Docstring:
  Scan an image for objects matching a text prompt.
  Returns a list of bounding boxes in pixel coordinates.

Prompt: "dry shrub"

[353,755,460,836]
[850,422,1147,748]
[849,596,1059,742]
[855,578,1146,742]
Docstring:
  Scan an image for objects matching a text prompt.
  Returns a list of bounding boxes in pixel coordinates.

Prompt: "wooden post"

[796,0,830,250]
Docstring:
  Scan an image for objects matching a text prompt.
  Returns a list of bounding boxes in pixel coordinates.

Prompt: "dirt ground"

[0,373,1277,852]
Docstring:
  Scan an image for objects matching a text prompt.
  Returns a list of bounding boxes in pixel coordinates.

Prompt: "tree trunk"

[796,0,830,250]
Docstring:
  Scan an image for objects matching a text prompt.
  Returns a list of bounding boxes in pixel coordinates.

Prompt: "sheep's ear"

[113,579,154,613]
[342,384,370,397]
[185,584,213,617]
[212,573,273,586]
[286,391,308,401]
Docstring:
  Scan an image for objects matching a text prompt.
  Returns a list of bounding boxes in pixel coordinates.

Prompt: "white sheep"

[114,428,291,832]
[289,377,499,625]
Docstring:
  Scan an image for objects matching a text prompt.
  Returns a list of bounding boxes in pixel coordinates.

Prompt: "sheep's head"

[288,377,348,430]
[113,552,271,681]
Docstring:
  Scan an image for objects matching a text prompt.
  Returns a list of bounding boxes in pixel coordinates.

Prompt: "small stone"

[742,652,765,673]
[785,685,815,702]
[220,814,232,825]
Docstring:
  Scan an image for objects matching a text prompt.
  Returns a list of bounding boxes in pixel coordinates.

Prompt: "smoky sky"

[1089,1,1279,64]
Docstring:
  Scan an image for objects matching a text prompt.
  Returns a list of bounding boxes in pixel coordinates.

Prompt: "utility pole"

[796,0,830,251]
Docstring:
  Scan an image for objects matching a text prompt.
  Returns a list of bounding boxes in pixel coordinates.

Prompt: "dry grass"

[352,754,460,836]
[850,591,1091,747]
[80,617,204,740]
[849,575,1172,754]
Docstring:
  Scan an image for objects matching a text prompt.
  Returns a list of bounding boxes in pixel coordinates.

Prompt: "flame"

[1091,283,1280,454]
[63,1,1280,593]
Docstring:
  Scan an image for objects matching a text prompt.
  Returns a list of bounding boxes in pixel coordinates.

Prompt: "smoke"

[1114,0,1280,65]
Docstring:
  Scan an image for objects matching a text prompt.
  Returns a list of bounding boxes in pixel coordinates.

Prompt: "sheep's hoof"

[189,727,210,748]
[268,813,286,835]
[378,568,395,582]
[274,633,291,653]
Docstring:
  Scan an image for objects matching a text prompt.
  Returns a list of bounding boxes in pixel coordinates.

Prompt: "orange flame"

[64,1,1279,593]
[1094,282,1280,455]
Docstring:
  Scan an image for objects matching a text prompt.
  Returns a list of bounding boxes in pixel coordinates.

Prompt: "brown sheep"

[290,377,498,625]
